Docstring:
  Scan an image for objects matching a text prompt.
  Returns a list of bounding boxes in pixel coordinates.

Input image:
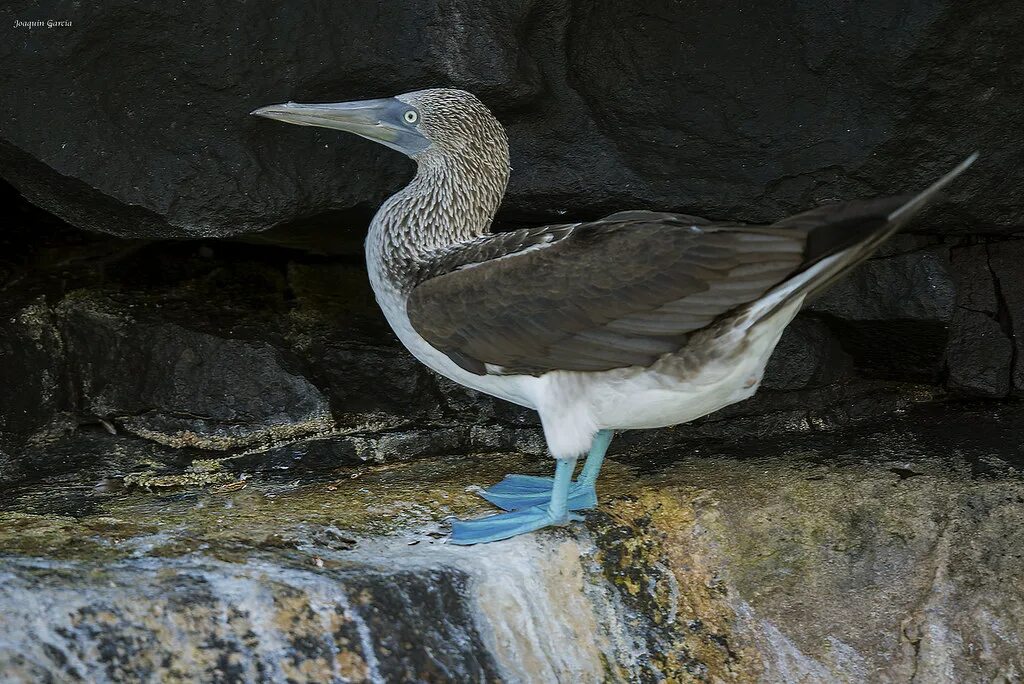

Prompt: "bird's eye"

[403,110,418,124]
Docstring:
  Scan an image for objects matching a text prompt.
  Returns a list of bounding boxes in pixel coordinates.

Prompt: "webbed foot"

[477,474,597,511]
[449,505,584,545]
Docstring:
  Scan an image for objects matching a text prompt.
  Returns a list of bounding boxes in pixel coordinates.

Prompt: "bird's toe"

[448,505,583,545]
[477,475,598,512]
[483,474,555,495]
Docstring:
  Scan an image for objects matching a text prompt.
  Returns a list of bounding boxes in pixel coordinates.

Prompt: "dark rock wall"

[0,0,1020,239]
[0,1,1022,479]
[0,184,1019,486]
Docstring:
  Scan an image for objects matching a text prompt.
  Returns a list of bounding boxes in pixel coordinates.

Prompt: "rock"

[2,7,1023,676]
[295,338,435,429]
[2,209,1007,485]
[986,239,1024,396]
[949,243,999,313]
[810,244,956,322]
[0,300,68,457]
[808,245,956,380]
[0,226,558,480]
[944,244,1014,397]
[0,1,1014,241]
[595,405,1024,682]
[761,316,853,391]
[56,292,335,450]
[2,403,1024,682]
[946,309,1014,397]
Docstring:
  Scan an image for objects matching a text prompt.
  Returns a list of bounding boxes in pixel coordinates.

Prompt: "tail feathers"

[795,153,976,304]
[751,153,978,322]
[888,152,979,225]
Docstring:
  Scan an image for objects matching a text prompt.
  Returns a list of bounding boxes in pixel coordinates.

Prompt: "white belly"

[524,299,801,455]
[582,302,799,430]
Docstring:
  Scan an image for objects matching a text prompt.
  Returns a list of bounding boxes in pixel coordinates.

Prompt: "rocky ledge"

[2,403,1023,682]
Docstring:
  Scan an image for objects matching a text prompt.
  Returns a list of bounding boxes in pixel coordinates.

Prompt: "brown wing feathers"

[406,156,976,377]
[407,216,807,375]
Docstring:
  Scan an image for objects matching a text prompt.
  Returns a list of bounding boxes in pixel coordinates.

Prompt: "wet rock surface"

[2,403,1024,682]
[0,0,1018,240]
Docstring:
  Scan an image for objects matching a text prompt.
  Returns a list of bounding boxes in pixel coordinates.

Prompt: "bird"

[252,88,976,545]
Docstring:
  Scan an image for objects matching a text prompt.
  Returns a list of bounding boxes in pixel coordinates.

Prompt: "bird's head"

[251,88,508,165]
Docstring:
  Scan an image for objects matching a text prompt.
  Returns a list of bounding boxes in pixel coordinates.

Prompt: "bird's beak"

[250,98,429,156]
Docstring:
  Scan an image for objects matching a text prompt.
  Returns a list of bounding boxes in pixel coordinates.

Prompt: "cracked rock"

[986,239,1024,396]
[58,293,334,450]
[945,244,1014,397]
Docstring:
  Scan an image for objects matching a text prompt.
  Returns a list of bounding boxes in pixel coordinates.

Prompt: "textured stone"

[2,5,1023,677]
[761,316,853,391]
[0,556,503,682]
[2,404,1024,682]
[0,300,68,454]
[945,243,1014,397]
[55,292,334,450]
[986,239,1024,395]
[0,227,553,479]
[946,308,1013,397]
[949,243,999,313]
[0,210,1006,484]
[0,0,1014,241]
[807,246,956,381]
[810,245,956,322]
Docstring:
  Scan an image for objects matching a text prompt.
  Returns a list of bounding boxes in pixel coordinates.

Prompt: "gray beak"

[251,97,429,157]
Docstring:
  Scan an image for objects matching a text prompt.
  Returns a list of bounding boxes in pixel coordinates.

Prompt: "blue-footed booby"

[252,89,976,545]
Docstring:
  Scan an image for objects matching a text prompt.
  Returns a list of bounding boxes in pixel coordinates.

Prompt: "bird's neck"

[366,148,509,281]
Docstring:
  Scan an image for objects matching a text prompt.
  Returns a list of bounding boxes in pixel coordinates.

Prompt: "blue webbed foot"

[477,474,597,511]
[449,504,584,545]
[451,436,615,545]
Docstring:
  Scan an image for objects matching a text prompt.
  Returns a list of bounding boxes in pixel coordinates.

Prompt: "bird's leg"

[477,430,614,511]
[577,428,612,487]
[449,457,583,545]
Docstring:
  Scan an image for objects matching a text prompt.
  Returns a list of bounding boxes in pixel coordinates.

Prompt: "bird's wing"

[405,177,953,376]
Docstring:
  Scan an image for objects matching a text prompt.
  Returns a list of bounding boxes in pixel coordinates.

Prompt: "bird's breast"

[364,250,538,410]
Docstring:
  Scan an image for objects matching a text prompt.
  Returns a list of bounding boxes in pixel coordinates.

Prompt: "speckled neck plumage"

[366,99,510,292]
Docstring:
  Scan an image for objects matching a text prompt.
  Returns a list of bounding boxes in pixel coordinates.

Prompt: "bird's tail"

[750,153,978,323]
[805,152,977,300]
